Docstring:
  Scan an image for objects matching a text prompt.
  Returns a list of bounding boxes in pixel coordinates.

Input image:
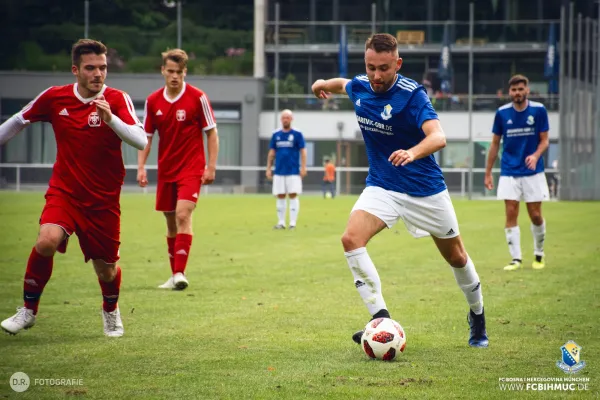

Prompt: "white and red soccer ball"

[361,317,406,361]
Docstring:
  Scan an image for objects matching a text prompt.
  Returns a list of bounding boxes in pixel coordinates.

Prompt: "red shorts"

[155,177,202,212]
[39,194,121,264]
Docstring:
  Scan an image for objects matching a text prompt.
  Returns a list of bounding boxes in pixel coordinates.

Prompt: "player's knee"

[341,230,364,251]
[448,249,468,268]
[96,266,117,282]
[35,235,61,257]
[530,214,543,225]
[175,209,192,228]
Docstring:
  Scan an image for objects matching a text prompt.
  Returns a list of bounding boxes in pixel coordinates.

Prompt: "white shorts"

[351,186,460,239]
[497,172,549,202]
[272,175,302,196]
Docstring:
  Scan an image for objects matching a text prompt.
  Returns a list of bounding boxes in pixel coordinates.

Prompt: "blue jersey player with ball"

[311,33,488,348]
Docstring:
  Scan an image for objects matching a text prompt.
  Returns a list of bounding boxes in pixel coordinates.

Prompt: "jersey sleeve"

[143,99,156,136]
[492,111,503,135]
[269,133,277,150]
[345,79,354,100]
[113,92,143,127]
[538,106,550,132]
[408,88,438,129]
[17,87,55,124]
[199,93,217,132]
[296,131,306,149]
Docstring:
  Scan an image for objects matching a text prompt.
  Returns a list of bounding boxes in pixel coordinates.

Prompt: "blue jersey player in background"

[266,109,307,230]
[485,74,550,271]
[311,33,488,348]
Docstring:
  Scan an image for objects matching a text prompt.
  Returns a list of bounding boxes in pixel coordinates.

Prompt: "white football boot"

[173,272,189,290]
[102,307,124,337]
[1,307,36,335]
[158,276,176,289]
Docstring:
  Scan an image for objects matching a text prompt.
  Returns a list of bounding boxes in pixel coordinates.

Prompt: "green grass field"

[0,192,598,399]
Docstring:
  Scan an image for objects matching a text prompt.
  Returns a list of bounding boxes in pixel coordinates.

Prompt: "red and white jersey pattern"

[143,82,216,181]
[17,83,142,209]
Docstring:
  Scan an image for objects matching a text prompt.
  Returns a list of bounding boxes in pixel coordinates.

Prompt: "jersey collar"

[73,83,107,104]
[163,82,187,104]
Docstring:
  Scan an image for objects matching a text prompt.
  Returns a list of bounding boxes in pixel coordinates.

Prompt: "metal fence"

[559,4,600,200]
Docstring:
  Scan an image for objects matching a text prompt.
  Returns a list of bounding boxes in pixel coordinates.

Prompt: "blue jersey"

[270,129,306,175]
[345,74,446,197]
[492,101,549,177]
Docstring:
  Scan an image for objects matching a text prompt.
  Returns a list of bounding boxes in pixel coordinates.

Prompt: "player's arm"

[266,149,275,180]
[311,78,351,98]
[1,87,54,145]
[202,127,219,185]
[137,136,153,187]
[389,119,446,166]
[485,111,504,189]
[137,99,155,187]
[484,134,502,190]
[525,125,549,170]
[94,94,147,150]
[300,148,307,178]
[0,115,27,145]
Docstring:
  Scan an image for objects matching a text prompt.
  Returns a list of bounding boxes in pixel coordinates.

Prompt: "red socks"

[23,247,54,314]
[99,266,121,312]
[167,236,176,274]
[173,234,192,274]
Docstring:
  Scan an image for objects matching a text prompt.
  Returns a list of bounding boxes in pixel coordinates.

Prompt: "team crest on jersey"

[288,134,294,141]
[176,109,186,121]
[381,104,393,120]
[88,112,101,127]
[527,115,535,125]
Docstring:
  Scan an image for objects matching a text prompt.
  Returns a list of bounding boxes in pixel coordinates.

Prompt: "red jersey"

[18,83,142,209]
[143,83,216,182]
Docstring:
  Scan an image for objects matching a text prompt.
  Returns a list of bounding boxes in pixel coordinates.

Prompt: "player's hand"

[300,167,307,178]
[311,79,329,99]
[389,149,415,166]
[137,168,148,187]
[266,169,273,180]
[93,95,113,123]
[202,166,216,185]
[525,154,539,170]
[484,173,494,190]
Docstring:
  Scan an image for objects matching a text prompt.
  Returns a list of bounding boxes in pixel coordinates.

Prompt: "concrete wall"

[0,72,264,187]
[259,111,560,141]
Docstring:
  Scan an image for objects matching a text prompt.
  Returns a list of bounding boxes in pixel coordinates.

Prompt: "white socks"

[289,198,299,227]
[276,198,286,226]
[531,220,546,257]
[452,256,483,315]
[345,247,387,316]
[505,226,522,261]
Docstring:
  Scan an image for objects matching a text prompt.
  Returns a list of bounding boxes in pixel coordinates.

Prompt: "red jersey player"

[0,39,147,337]
[137,49,219,290]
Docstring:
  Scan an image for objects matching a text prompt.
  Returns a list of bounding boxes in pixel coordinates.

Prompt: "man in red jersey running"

[0,39,147,337]
[137,49,219,290]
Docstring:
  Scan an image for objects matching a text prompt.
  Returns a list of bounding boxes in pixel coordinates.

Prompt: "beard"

[370,79,394,93]
[512,94,527,104]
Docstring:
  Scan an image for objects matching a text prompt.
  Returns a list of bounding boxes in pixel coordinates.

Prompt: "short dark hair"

[508,74,529,87]
[162,49,188,68]
[71,39,107,67]
[365,33,398,54]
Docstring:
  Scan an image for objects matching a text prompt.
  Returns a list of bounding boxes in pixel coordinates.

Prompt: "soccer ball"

[361,318,406,361]
[325,192,332,199]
